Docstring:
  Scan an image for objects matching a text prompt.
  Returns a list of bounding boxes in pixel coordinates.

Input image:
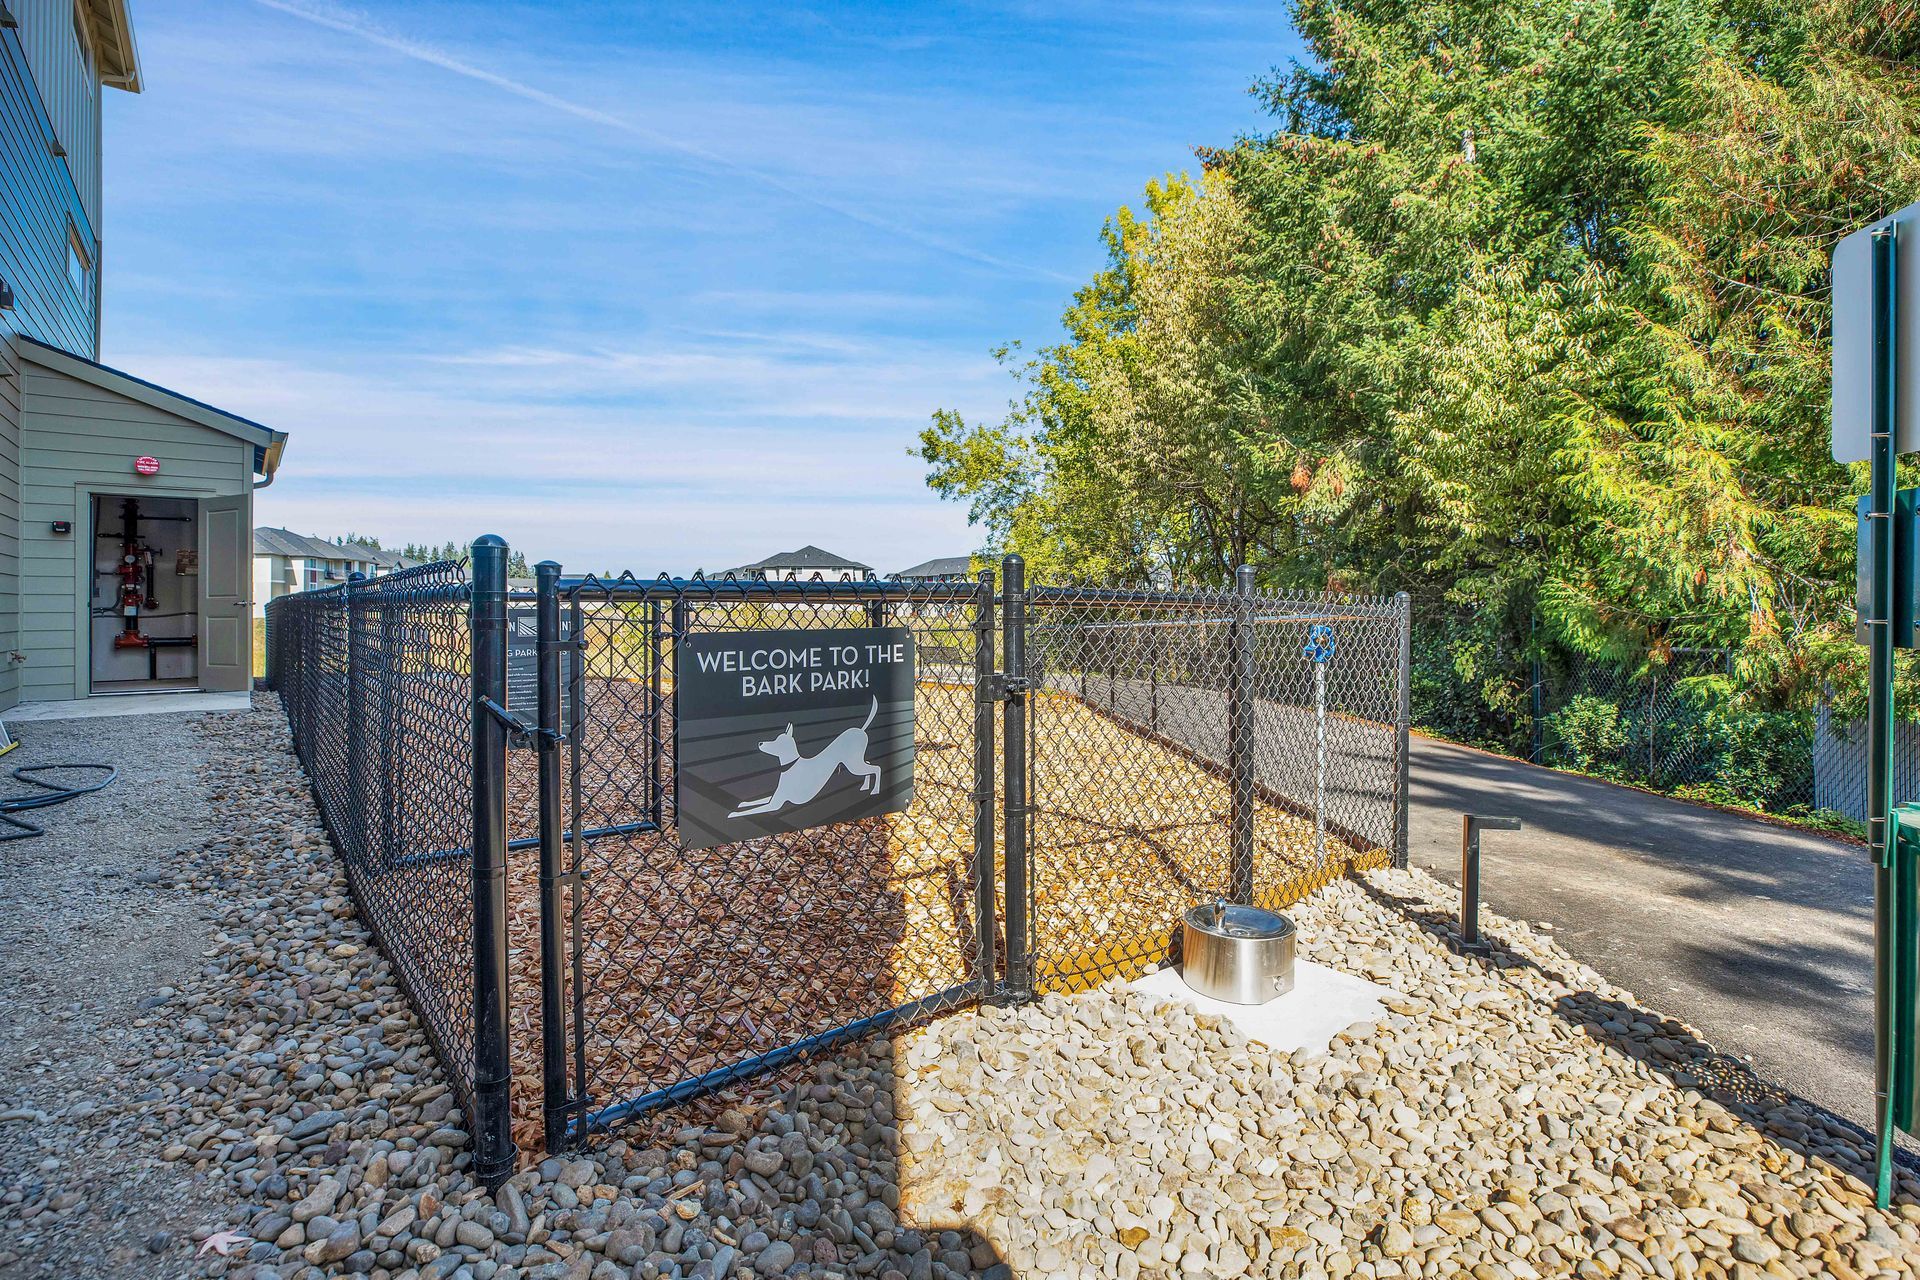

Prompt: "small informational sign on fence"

[675,627,916,851]
[505,607,569,739]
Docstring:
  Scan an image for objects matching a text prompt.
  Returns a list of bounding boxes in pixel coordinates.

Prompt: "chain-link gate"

[530,570,998,1148]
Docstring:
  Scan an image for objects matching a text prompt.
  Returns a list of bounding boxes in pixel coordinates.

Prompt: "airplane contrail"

[252,0,1077,285]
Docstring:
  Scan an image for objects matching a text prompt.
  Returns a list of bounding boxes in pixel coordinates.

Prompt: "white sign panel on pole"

[1832,198,1920,463]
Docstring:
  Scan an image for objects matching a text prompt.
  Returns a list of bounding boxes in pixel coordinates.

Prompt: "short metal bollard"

[1460,814,1522,945]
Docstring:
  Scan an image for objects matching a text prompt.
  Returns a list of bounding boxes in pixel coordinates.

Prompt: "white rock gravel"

[7,691,1920,1280]
[896,875,1920,1279]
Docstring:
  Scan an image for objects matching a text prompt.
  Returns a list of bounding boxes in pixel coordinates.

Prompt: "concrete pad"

[1129,959,1389,1058]
[7,691,252,722]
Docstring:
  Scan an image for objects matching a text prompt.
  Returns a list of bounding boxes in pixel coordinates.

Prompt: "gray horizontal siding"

[0,16,95,359]
[15,0,99,239]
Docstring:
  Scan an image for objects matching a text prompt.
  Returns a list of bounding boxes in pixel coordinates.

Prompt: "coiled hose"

[0,763,119,840]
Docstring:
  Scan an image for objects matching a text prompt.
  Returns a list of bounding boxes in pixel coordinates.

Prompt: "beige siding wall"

[17,356,251,702]
[16,0,100,242]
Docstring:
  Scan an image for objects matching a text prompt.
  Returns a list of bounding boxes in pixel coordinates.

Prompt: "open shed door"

[198,492,250,692]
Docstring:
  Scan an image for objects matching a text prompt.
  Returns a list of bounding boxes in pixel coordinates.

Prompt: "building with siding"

[252,528,418,615]
[892,555,974,582]
[1,2,286,705]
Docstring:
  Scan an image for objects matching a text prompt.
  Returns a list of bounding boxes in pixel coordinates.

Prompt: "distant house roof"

[255,528,415,569]
[342,542,421,571]
[726,545,873,577]
[254,528,334,560]
[893,556,973,580]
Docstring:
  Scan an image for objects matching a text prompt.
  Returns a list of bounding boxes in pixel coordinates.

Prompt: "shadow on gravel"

[597,1030,1009,1280]
[1353,876,1920,1197]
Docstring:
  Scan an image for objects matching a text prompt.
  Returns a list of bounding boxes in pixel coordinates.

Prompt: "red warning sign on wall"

[133,456,160,475]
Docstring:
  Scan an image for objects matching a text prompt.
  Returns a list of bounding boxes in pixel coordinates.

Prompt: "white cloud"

[116,338,1000,572]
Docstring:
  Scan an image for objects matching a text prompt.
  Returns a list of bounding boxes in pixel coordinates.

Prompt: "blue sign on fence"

[1303,624,1336,664]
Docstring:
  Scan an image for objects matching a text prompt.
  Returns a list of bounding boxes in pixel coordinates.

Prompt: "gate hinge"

[983,672,1029,701]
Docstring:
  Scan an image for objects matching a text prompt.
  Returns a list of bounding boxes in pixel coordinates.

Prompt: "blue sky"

[102,0,1302,574]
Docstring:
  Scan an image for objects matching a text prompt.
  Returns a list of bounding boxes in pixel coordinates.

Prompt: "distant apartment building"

[252,528,418,616]
[892,556,974,582]
[725,545,873,581]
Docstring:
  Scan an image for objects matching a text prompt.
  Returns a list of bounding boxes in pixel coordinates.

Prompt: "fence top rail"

[266,559,470,608]
[1026,583,1403,615]
[1031,611,1396,632]
[557,573,985,604]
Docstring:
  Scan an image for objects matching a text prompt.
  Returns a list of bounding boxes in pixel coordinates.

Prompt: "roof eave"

[91,0,142,93]
[15,336,283,477]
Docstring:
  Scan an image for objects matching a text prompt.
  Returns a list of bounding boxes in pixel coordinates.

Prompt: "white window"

[66,232,89,298]
[72,2,93,98]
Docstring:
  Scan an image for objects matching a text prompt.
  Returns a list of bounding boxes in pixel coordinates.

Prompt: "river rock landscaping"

[3,692,1918,1279]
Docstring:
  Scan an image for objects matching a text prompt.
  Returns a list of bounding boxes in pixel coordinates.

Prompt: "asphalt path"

[1405,734,1896,1145]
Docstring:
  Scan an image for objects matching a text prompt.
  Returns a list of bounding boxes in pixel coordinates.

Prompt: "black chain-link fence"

[1020,582,1405,993]
[268,542,1412,1161]
[524,573,995,1147]
[266,561,500,1170]
[1408,598,1837,824]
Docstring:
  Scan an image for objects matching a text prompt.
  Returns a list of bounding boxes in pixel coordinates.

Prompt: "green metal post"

[1869,224,1900,1209]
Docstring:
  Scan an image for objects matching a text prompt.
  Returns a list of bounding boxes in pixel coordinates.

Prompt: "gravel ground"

[898,874,1920,1279]
[6,693,1920,1280]
[0,706,239,1277]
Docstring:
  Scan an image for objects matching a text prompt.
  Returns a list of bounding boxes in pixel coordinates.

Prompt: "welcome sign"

[675,627,916,850]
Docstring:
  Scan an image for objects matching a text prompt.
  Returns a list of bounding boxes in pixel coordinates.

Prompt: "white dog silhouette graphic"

[728,697,883,818]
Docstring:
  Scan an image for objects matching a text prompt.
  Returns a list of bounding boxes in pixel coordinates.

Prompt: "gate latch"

[983,672,1029,701]
[477,695,535,748]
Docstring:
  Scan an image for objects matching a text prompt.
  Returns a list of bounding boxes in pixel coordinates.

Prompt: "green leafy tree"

[922,0,1920,734]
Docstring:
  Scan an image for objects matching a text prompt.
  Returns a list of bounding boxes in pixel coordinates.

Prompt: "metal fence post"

[972,568,999,998]
[1528,609,1544,764]
[1869,222,1902,1208]
[648,599,664,826]
[1395,591,1412,869]
[345,573,367,860]
[1227,564,1256,902]
[469,534,518,1186]
[379,602,398,869]
[1001,555,1033,1002]
[534,560,570,1151]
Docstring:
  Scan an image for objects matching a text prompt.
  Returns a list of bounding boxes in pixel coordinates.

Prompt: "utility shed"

[11,337,285,704]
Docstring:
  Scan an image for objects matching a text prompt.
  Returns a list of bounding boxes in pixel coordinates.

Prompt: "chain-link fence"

[1409,599,1833,823]
[519,572,994,1149]
[269,542,1412,1162]
[266,560,517,1184]
[1019,579,1405,994]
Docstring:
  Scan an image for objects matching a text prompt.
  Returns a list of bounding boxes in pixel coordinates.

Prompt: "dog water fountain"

[1179,898,1297,1005]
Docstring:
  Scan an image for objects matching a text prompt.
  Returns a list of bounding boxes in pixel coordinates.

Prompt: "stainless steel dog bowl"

[1180,901,1297,1005]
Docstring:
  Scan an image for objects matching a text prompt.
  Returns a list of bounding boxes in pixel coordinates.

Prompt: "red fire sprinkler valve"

[111,497,152,649]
